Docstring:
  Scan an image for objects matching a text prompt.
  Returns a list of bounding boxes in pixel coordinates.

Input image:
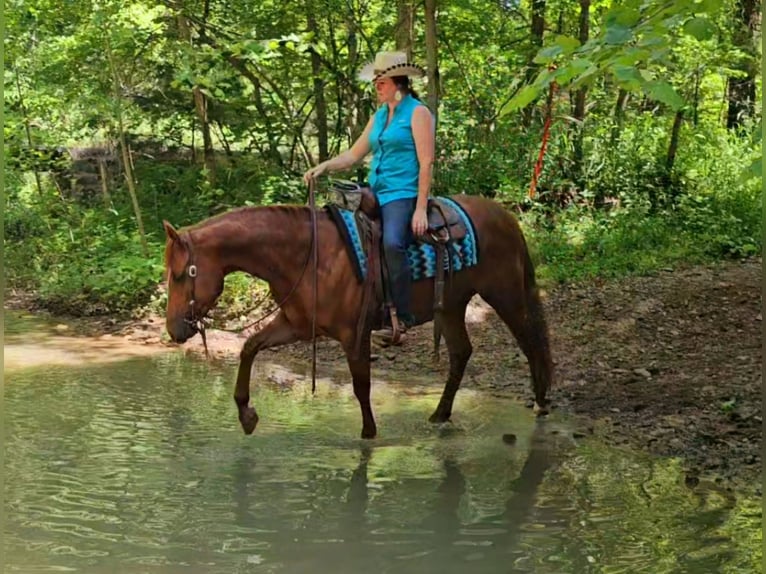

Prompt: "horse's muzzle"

[167,318,197,344]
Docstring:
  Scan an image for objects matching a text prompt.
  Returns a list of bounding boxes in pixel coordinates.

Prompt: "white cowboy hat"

[358,51,426,82]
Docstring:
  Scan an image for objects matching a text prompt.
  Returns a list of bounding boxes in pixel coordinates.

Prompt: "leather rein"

[179,181,320,393]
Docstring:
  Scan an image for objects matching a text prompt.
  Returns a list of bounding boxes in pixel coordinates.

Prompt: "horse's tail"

[521,235,554,402]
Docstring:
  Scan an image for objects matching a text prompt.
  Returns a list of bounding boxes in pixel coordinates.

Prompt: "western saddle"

[330,180,468,352]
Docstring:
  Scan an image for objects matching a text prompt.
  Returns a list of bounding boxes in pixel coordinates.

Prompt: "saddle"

[330,180,467,351]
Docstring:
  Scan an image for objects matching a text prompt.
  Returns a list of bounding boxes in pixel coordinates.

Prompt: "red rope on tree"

[529,66,558,199]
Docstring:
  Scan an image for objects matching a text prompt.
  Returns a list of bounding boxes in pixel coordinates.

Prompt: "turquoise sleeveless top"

[368,94,425,206]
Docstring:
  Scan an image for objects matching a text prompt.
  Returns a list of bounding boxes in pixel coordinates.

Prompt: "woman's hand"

[411,206,428,237]
[303,162,328,185]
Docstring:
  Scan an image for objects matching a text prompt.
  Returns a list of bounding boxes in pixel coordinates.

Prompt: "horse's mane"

[182,204,314,234]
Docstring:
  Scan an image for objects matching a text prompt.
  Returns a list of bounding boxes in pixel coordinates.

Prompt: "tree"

[726,0,760,129]
[424,0,441,121]
[571,0,590,185]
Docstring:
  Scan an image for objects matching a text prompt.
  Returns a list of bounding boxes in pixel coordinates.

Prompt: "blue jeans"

[380,198,416,325]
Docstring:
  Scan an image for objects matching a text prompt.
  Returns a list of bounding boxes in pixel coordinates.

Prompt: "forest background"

[4,0,762,318]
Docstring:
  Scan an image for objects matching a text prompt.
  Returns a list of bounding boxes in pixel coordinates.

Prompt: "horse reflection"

[229,425,557,572]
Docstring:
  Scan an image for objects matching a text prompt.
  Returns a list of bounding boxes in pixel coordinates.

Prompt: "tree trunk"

[192,86,216,185]
[14,68,43,198]
[195,32,284,167]
[522,0,546,127]
[424,0,440,123]
[571,0,590,185]
[726,0,759,129]
[692,68,701,127]
[97,158,113,209]
[666,109,684,173]
[610,89,629,144]
[345,13,368,141]
[105,38,149,258]
[396,0,415,58]
[307,11,329,163]
[175,4,216,184]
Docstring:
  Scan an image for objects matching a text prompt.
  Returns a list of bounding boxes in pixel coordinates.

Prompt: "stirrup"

[372,309,408,346]
[371,325,407,347]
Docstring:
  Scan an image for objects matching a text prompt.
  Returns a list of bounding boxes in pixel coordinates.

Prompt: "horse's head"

[163,220,224,343]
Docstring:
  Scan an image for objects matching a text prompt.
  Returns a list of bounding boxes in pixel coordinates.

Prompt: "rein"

[180,182,320,394]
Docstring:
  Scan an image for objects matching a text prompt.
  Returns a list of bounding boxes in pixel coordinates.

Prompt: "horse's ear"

[163,220,181,243]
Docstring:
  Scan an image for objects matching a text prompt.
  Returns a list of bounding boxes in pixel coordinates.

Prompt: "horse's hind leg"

[234,311,299,434]
[344,336,377,439]
[429,305,472,423]
[480,284,553,414]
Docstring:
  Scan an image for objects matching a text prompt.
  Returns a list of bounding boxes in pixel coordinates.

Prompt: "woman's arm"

[304,116,374,182]
[411,105,435,235]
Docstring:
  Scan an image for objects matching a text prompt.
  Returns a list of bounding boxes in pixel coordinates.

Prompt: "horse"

[162,193,554,439]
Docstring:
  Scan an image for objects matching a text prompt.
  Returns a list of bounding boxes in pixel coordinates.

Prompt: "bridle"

[172,234,210,358]
[172,181,320,391]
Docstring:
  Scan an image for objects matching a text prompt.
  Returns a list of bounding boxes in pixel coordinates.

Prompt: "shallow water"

[3,314,761,573]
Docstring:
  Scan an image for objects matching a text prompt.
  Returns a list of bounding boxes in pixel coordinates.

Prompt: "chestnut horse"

[162,194,553,439]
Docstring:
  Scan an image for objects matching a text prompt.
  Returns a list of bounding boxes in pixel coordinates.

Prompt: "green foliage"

[2,0,761,316]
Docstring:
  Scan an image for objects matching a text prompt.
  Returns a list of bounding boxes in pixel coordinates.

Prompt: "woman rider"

[303,51,435,345]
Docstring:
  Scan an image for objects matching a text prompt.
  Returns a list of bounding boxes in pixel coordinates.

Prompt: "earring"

[394,90,402,101]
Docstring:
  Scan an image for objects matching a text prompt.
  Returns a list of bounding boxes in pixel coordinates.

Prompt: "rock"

[662,414,686,428]
[684,475,700,488]
[502,434,517,445]
[54,324,69,332]
[633,368,652,379]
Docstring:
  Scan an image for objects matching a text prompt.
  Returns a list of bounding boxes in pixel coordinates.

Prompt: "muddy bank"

[5,258,762,493]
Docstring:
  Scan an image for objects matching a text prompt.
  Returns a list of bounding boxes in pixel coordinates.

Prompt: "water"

[3,316,761,573]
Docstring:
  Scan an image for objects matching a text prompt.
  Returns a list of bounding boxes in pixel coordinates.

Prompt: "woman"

[303,51,435,344]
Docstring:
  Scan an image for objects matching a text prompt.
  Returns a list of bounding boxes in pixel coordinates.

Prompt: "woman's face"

[374,76,398,104]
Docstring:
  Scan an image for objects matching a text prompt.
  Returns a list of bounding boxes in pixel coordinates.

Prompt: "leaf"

[637,35,666,48]
[740,156,762,183]
[570,63,600,88]
[605,25,633,45]
[533,44,563,64]
[499,85,540,116]
[604,6,641,27]
[683,17,716,41]
[554,58,593,86]
[612,65,643,90]
[554,35,581,54]
[614,47,651,66]
[643,80,685,110]
[696,0,720,13]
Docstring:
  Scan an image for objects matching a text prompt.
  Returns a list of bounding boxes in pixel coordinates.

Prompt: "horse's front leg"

[344,336,377,439]
[235,311,298,434]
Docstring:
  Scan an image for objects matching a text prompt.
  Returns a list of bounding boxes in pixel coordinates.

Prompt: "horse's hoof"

[360,428,377,439]
[239,407,259,434]
[533,401,549,416]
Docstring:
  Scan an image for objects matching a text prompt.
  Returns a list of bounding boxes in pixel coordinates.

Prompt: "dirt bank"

[6,258,762,492]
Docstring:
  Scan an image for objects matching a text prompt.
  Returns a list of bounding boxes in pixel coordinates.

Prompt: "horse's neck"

[200,206,312,285]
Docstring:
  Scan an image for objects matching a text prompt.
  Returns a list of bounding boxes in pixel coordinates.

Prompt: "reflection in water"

[4,351,760,574]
